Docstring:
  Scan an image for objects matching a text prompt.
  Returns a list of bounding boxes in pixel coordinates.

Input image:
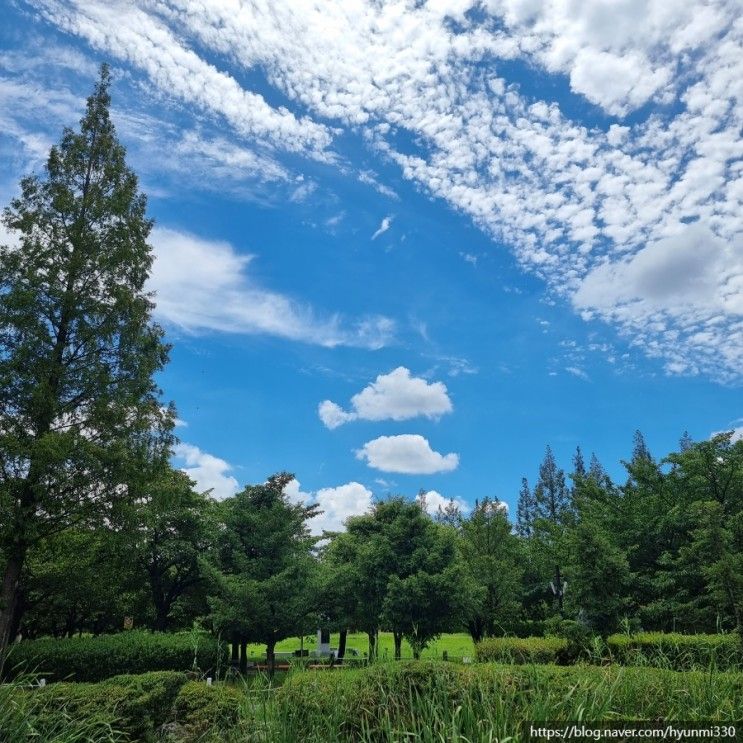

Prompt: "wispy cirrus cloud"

[20,0,743,380]
[371,215,393,240]
[148,227,395,349]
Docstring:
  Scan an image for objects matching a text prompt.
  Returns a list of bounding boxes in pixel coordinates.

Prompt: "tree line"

[1,68,742,669]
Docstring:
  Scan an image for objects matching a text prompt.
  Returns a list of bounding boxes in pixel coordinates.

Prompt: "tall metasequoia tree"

[534,445,571,613]
[0,65,170,656]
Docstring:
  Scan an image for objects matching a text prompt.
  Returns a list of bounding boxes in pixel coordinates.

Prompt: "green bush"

[274,661,743,741]
[475,636,568,664]
[3,630,227,682]
[173,680,243,735]
[607,632,742,671]
[12,670,187,741]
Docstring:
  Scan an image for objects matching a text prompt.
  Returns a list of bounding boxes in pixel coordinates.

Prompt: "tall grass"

[0,675,124,742]
[270,661,743,742]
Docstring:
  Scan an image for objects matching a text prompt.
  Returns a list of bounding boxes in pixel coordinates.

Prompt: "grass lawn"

[246,631,475,660]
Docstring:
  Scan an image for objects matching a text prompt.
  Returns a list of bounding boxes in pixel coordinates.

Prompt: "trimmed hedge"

[25,670,188,741]
[3,630,227,682]
[173,680,243,735]
[275,661,743,740]
[475,636,568,664]
[607,632,742,671]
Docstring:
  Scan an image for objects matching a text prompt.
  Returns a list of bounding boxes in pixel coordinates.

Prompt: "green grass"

[246,631,475,660]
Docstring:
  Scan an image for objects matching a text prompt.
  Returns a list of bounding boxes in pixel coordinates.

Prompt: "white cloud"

[283,477,313,505]
[319,367,453,429]
[148,227,395,349]
[0,222,20,250]
[318,401,356,429]
[710,424,743,443]
[27,0,743,380]
[31,0,332,157]
[417,489,469,516]
[283,478,373,535]
[574,224,743,377]
[358,170,399,200]
[356,434,459,474]
[173,442,239,500]
[565,366,590,381]
[371,215,393,240]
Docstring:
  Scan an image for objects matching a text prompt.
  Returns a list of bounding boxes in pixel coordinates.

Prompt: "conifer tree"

[0,66,170,654]
[516,477,536,538]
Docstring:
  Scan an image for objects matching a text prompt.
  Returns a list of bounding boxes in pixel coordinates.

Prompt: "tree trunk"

[367,630,377,661]
[239,635,248,675]
[555,565,564,615]
[152,604,169,632]
[0,549,26,662]
[393,631,403,660]
[468,618,484,644]
[266,639,276,678]
[338,629,347,661]
[231,633,240,666]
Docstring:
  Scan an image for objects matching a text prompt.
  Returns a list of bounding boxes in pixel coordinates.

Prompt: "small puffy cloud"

[283,477,312,505]
[149,227,394,349]
[417,489,469,516]
[283,478,373,534]
[319,367,453,429]
[356,434,459,474]
[371,215,393,240]
[173,442,239,500]
[312,482,374,535]
[318,400,356,429]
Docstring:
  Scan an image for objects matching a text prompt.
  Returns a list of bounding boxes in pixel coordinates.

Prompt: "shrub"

[3,630,227,682]
[0,674,124,743]
[274,661,743,741]
[607,632,742,671]
[474,636,568,664]
[13,670,187,741]
[173,680,243,735]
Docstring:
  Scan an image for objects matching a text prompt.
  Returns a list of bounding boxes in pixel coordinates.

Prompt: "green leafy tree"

[17,527,140,639]
[459,498,522,642]
[381,514,471,659]
[207,473,320,674]
[128,467,216,631]
[0,66,170,654]
[566,519,632,635]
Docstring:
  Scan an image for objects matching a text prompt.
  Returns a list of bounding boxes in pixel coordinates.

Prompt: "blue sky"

[1,0,741,532]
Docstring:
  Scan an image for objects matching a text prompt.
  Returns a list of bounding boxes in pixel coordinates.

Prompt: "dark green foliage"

[207,472,320,671]
[127,468,216,632]
[516,478,536,538]
[474,636,568,664]
[19,527,140,640]
[459,498,522,642]
[173,680,243,734]
[25,670,187,741]
[326,497,469,660]
[3,631,226,682]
